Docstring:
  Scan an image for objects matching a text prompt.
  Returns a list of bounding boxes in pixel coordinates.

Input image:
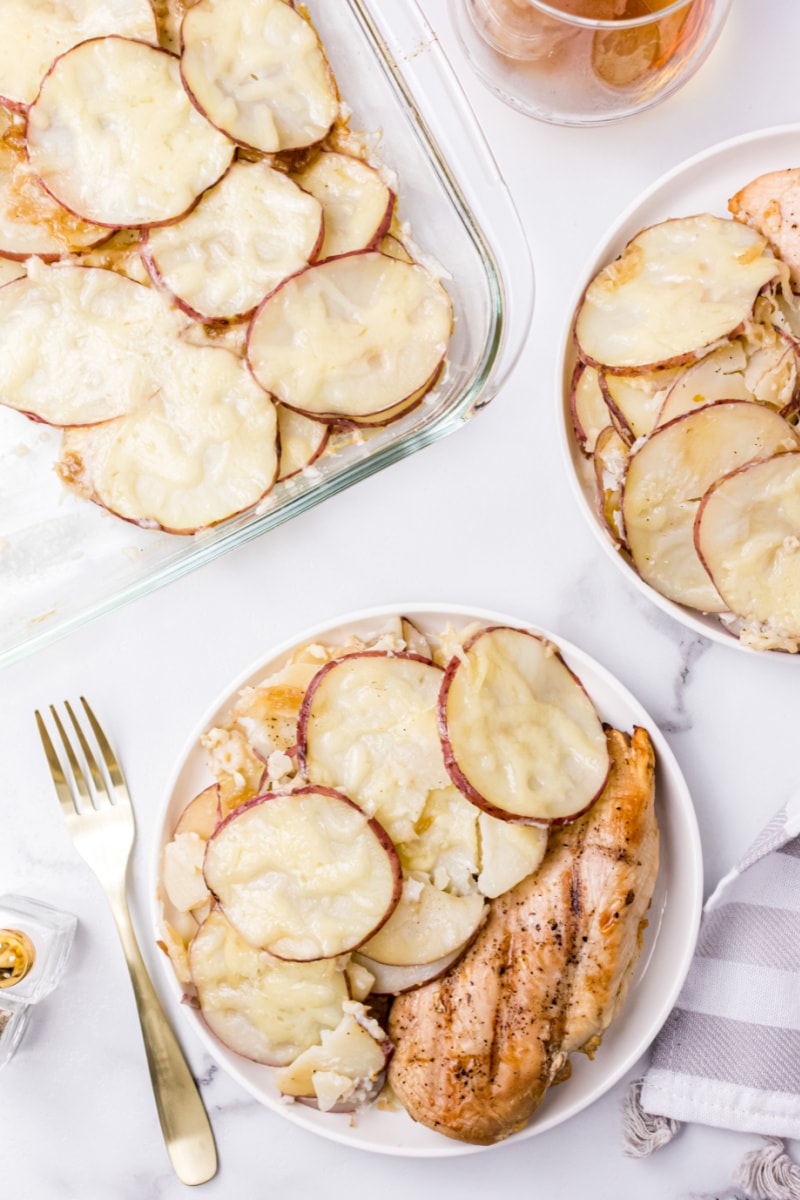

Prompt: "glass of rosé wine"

[450,0,732,125]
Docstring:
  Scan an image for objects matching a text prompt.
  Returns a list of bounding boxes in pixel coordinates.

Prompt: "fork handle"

[107,888,217,1186]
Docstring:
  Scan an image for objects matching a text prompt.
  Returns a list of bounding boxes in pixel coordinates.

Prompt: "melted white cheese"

[27,37,235,227]
[145,160,322,320]
[0,0,158,108]
[180,0,339,153]
[247,252,453,418]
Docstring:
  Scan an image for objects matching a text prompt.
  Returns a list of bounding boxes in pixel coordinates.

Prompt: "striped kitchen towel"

[624,790,800,1196]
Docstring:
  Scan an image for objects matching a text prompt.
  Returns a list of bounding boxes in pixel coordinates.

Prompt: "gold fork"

[35,698,217,1187]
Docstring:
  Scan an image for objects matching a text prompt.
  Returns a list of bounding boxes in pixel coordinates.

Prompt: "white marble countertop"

[3,1,800,1195]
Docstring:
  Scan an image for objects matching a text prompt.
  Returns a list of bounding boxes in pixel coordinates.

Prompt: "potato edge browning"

[386,725,658,1145]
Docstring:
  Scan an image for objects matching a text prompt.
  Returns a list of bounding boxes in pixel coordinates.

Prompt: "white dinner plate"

[558,124,800,655]
[151,602,702,1157]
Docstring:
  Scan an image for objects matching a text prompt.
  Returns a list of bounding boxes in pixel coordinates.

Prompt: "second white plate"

[151,602,702,1157]
[559,123,800,655]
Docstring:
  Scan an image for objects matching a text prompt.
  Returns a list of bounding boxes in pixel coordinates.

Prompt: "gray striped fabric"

[641,793,800,1138]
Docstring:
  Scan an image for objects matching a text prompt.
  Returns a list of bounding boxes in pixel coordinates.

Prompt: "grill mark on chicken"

[387,726,658,1144]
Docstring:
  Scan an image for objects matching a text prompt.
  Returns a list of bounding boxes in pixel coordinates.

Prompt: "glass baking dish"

[0,0,533,670]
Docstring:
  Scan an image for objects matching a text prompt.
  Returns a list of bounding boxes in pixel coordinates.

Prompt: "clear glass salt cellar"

[0,894,77,1069]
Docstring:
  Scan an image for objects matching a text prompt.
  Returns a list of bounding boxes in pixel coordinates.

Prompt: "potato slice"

[0,120,107,258]
[353,946,468,995]
[59,342,279,533]
[400,617,434,661]
[27,37,235,227]
[380,234,414,264]
[203,787,402,961]
[274,1008,389,1110]
[189,909,348,1066]
[246,252,453,420]
[277,406,329,481]
[327,371,439,429]
[575,215,781,372]
[163,832,210,914]
[696,450,800,640]
[298,652,450,843]
[657,335,798,428]
[570,362,610,454]
[358,876,486,967]
[602,363,683,442]
[594,425,630,547]
[476,812,547,899]
[656,341,751,427]
[180,0,339,153]
[622,401,800,612]
[142,161,323,322]
[0,262,186,426]
[0,0,157,110]
[291,152,394,260]
[174,785,221,840]
[439,626,610,825]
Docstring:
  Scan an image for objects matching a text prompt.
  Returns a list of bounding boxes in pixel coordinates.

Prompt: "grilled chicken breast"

[387,726,658,1145]
[729,168,800,291]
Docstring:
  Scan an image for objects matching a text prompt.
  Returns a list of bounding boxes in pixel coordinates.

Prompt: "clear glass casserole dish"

[0,0,533,670]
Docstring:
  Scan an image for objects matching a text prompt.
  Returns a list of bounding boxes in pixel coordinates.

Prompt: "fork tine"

[35,709,79,820]
[50,705,96,813]
[80,697,127,802]
[64,699,110,807]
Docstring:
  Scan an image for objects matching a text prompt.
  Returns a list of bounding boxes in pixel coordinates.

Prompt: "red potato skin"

[277,412,329,482]
[173,783,222,839]
[436,626,611,827]
[0,92,31,116]
[296,650,444,779]
[25,36,232,230]
[202,784,404,960]
[245,251,451,421]
[360,189,394,256]
[568,360,593,455]
[597,371,636,446]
